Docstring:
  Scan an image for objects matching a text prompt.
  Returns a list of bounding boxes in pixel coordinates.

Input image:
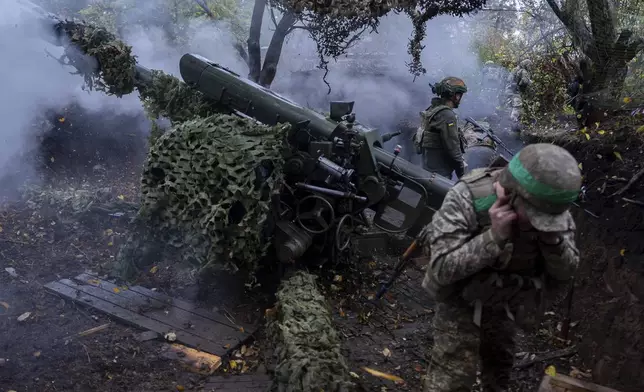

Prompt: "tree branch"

[258,10,297,87]
[248,0,266,82]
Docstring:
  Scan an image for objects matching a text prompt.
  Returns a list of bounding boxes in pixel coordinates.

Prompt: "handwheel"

[335,214,354,251]
[295,195,336,234]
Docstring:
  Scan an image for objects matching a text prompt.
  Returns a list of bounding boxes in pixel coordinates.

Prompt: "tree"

[201,0,488,88]
[545,0,644,98]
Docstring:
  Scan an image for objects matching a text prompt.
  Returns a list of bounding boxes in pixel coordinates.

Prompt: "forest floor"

[1,112,642,392]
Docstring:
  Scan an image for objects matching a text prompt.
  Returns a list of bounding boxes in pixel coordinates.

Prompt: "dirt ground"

[1,110,643,392]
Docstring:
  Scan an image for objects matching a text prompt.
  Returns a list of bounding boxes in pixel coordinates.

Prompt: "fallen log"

[266,271,356,392]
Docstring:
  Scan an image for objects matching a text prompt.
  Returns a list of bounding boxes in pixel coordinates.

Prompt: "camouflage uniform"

[505,60,533,132]
[415,77,468,178]
[419,144,581,392]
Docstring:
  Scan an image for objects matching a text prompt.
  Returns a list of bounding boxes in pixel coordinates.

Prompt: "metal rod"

[294,183,368,202]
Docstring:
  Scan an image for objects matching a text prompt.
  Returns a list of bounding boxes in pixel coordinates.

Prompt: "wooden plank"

[203,374,272,391]
[44,280,238,356]
[73,274,252,345]
[61,278,245,349]
[76,273,256,333]
[538,374,623,392]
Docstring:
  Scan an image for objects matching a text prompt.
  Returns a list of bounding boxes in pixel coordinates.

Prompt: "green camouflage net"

[54,20,224,128]
[267,271,356,392]
[115,114,290,277]
[138,70,225,124]
[54,20,137,97]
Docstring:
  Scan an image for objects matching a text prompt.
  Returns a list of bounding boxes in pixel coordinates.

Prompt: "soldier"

[419,143,581,392]
[414,77,468,179]
[505,59,533,133]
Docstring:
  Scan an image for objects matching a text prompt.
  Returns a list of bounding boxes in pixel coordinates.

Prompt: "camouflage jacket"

[420,169,579,303]
[505,67,532,95]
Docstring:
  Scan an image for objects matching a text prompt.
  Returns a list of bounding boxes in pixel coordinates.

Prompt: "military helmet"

[433,76,468,97]
[498,143,581,232]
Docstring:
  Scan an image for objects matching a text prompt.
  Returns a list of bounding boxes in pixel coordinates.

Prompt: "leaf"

[0,301,9,311]
[117,195,125,200]
[597,130,605,135]
[0,225,3,233]
[87,279,100,285]
[545,365,557,377]
[620,249,626,256]
[362,367,405,384]
[58,117,65,123]
[382,347,392,358]
[613,151,623,161]
[637,125,644,133]
[578,163,583,170]
[623,97,632,104]
[107,241,113,246]
[584,133,590,140]
[150,265,158,274]
[50,157,55,163]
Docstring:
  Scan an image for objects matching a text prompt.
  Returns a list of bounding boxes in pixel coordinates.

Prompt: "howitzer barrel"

[178,54,454,210]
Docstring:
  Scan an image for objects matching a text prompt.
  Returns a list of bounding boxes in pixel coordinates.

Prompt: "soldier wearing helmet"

[505,59,533,132]
[418,143,581,392]
[413,76,468,179]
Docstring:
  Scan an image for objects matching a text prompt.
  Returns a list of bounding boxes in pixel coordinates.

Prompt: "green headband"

[508,153,579,204]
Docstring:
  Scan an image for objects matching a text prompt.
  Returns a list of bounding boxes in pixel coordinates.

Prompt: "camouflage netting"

[54,20,224,127]
[115,114,290,278]
[280,0,486,76]
[54,20,137,97]
[267,271,356,392]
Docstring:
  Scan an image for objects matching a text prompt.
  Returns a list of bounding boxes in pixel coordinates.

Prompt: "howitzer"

[35,13,506,278]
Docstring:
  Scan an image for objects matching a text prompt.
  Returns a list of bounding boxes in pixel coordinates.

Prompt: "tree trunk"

[545,0,644,101]
[258,11,297,88]
[247,0,266,83]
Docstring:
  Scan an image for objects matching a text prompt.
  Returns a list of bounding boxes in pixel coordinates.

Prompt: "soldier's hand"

[489,182,517,242]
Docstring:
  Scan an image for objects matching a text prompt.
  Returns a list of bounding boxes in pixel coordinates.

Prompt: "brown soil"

[525,117,644,392]
[2,109,643,392]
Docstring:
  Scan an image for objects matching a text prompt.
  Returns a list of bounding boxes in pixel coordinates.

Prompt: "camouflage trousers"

[424,299,516,392]
[505,94,523,131]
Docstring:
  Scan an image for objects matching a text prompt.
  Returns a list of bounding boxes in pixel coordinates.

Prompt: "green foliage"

[522,56,569,123]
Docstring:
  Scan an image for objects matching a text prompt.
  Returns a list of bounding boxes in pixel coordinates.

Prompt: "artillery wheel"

[296,195,335,234]
[335,214,354,251]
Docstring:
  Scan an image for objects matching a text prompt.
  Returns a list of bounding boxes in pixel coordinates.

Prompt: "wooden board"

[203,374,272,391]
[44,274,256,356]
[538,374,622,392]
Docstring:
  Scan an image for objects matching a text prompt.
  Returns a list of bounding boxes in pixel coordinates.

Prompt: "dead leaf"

[87,279,100,285]
[333,275,343,282]
[613,151,623,161]
[162,343,221,375]
[58,117,65,123]
[362,367,404,384]
[223,344,231,349]
[637,125,644,133]
[584,133,590,140]
[623,97,632,104]
[107,242,113,246]
[545,365,557,377]
[33,351,41,358]
[578,163,583,170]
[620,249,626,256]
[382,347,392,358]
[164,332,177,342]
[0,225,3,232]
[112,287,120,293]
[149,265,158,274]
[349,371,360,379]
[17,312,31,322]
[597,130,605,135]
[176,385,185,391]
[0,301,9,311]
[105,229,113,236]
[117,195,125,200]
[50,157,55,163]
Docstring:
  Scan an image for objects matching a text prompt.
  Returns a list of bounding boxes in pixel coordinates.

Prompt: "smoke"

[270,12,509,161]
[1,0,511,188]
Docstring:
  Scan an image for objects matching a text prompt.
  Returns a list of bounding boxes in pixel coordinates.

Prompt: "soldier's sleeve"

[424,183,507,286]
[539,215,580,281]
[436,110,464,168]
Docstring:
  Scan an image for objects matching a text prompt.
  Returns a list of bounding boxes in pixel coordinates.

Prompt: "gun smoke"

[1,0,510,192]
